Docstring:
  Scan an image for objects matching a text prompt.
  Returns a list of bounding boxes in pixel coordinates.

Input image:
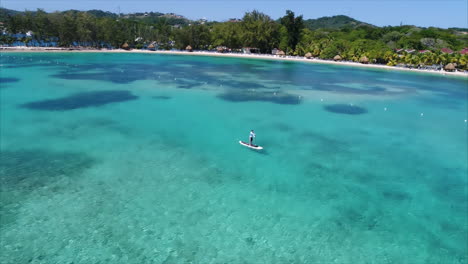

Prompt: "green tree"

[76,12,95,45]
[294,28,315,56]
[211,22,241,49]
[174,24,211,50]
[279,10,304,54]
[240,10,279,53]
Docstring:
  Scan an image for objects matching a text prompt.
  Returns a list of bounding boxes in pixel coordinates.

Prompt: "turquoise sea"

[0,52,467,263]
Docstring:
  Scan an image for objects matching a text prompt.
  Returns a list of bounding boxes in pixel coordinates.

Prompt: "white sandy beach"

[1,46,467,78]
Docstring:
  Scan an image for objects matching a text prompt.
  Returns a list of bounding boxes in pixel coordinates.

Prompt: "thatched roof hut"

[444,63,455,71]
[277,50,286,57]
[305,52,312,59]
[122,42,130,50]
[359,56,369,64]
[185,45,193,52]
[148,43,155,50]
[333,55,342,61]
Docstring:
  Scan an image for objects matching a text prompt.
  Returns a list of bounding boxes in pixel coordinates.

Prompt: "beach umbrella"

[444,63,455,71]
[148,43,155,50]
[334,55,342,61]
[217,46,224,53]
[359,56,369,64]
[186,45,193,52]
[305,52,312,59]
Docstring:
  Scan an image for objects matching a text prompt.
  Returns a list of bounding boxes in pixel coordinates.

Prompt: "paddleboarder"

[238,130,263,150]
[249,130,256,146]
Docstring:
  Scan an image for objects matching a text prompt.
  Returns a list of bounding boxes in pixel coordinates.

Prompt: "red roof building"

[441,48,454,54]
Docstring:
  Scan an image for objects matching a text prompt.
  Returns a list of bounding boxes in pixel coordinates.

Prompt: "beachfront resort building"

[242,47,260,54]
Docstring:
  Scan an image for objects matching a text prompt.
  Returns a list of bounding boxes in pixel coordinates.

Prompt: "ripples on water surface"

[1,52,467,263]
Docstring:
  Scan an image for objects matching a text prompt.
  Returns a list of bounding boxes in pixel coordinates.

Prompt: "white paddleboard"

[239,140,263,150]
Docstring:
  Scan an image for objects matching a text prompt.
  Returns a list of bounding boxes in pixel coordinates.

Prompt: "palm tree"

[458,56,467,70]
[410,55,419,66]
[383,51,394,62]
[421,53,432,65]
[437,54,447,65]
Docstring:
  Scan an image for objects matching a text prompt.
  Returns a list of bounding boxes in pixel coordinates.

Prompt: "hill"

[124,12,191,26]
[0,7,191,26]
[86,9,118,19]
[0,8,22,22]
[303,15,373,30]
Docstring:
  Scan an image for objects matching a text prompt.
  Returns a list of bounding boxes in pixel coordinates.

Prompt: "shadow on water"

[0,149,96,225]
[247,147,269,155]
[20,90,138,111]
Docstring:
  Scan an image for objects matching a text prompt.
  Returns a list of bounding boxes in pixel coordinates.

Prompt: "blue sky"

[1,0,467,28]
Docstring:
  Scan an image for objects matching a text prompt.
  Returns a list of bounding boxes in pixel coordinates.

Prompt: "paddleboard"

[239,140,263,150]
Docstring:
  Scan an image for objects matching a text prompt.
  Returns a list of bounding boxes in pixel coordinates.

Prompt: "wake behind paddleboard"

[239,140,263,150]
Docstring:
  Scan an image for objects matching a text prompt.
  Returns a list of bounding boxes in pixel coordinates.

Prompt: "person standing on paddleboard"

[249,130,256,146]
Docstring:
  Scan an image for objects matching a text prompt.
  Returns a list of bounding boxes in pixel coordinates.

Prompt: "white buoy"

[274,92,276,95]
[420,113,424,117]
[174,78,177,80]
[320,98,323,101]
[465,119,467,123]
[384,107,387,111]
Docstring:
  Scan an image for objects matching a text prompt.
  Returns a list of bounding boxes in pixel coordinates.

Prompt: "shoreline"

[1,46,467,78]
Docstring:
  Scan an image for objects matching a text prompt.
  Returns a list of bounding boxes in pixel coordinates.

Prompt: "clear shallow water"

[0,52,467,263]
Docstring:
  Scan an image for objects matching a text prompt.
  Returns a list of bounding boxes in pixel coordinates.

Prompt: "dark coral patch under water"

[152,95,172,100]
[316,84,388,95]
[324,104,368,115]
[53,71,144,84]
[21,90,138,111]
[217,91,300,105]
[0,77,20,89]
[0,77,20,84]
